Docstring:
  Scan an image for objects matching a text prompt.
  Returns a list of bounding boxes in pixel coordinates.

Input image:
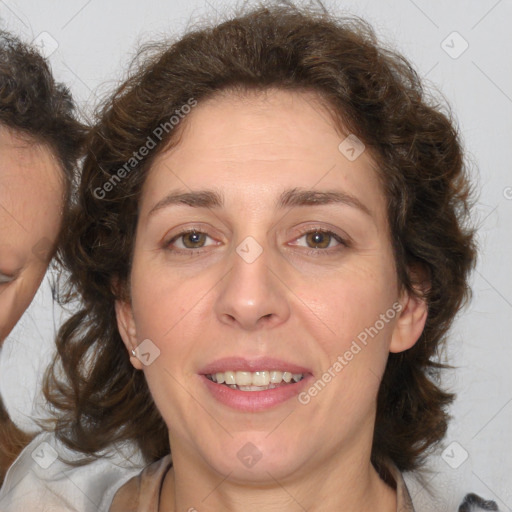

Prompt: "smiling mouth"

[205,370,304,391]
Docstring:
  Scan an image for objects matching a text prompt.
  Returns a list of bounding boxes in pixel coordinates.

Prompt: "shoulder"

[0,431,145,512]
[109,455,172,512]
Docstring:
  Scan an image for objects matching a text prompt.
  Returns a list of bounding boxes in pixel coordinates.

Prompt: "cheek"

[300,263,398,350]
[131,267,202,338]
[129,262,216,376]
[298,277,399,431]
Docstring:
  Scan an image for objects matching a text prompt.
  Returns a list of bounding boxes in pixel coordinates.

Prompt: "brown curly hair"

[0,30,84,229]
[44,2,476,473]
[0,30,84,481]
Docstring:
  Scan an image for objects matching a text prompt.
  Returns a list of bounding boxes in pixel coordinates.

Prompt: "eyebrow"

[148,187,372,217]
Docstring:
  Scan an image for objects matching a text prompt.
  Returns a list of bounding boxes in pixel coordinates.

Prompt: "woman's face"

[0,127,63,344]
[117,89,426,483]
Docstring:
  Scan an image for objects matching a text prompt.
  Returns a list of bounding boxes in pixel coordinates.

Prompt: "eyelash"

[164,226,348,258]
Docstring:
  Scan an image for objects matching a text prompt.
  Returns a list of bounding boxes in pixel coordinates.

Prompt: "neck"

[159,439,397,512]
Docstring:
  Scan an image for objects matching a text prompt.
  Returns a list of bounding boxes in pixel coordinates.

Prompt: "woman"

[0,29,83,482]
[0,31,145,511]
[43,3,493,511]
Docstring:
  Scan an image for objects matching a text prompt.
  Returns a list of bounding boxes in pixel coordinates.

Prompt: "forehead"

[0,127,63,253]
[140,88,385,221]
[162,88,347,165]
[0,126,62,189]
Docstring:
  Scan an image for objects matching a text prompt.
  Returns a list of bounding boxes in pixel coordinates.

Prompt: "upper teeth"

[208,370,303,386]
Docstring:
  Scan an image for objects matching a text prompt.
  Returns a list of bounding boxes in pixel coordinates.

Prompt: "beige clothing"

[109,455,415,511]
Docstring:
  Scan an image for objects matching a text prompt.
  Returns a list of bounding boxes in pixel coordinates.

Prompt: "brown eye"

[165,229,217,254]
[181,231,207,249]
[290,227,348,257]
[305,231,333,249]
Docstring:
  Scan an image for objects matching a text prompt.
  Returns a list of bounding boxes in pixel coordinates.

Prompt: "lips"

[198,356,313,412]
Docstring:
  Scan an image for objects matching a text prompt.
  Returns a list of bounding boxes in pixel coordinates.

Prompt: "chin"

[203,434,307,484]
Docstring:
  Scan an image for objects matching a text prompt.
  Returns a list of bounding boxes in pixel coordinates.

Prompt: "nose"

[214,236,291,331]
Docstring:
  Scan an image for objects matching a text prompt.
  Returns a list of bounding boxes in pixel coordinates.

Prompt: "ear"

[115,299,143,371]
[389,287,428,354]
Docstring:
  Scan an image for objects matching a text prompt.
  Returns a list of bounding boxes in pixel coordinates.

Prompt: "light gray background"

[0,0,511,510]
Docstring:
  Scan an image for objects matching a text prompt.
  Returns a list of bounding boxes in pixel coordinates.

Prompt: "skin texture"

[116,89,427,512]
[0,126,63,344]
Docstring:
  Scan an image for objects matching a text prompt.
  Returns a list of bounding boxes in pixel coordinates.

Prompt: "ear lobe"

[115,299,143,371]
[389,289,428,354]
